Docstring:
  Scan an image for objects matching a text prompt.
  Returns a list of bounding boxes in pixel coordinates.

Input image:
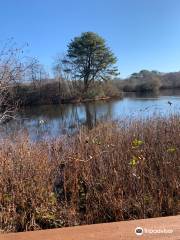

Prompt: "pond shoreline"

[19,88,180,108]
[61,96,113,104]
[2,90,180,141]
[19,95,123,108]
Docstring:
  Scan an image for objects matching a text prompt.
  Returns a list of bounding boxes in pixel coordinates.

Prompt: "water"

[1,90,180,140]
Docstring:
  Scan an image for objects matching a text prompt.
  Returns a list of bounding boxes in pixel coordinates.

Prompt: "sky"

[0,0,180,78]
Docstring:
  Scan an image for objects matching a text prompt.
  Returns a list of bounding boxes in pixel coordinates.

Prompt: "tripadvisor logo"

[135,227,144,236]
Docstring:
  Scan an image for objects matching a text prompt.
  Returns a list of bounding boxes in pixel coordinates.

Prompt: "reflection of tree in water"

[3,101,114,140]
[19,104,72,120]
[69,106,81,128]
[84,103,94,129]
[125,91,160,99]
[62,101,114,130]
[125,89,180,99]
[84,101,113,129]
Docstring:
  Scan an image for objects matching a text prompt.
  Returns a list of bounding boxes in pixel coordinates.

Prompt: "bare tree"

[0,40,31,123]
[53,54,73,98]
[26,58,48,90]
[53,54,83,98]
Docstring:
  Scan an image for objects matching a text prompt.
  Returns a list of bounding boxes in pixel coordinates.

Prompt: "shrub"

[0,116,179,232]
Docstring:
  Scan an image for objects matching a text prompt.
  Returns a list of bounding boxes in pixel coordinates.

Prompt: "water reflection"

[1,90,180,140]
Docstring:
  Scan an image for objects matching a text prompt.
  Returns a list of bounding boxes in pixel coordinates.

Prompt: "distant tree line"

[113,70,180,93]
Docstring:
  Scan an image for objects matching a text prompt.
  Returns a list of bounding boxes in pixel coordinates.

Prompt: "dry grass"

[0,116,180,232]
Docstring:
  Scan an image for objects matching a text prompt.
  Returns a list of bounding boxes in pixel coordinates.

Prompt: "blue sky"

[0,0,180,78]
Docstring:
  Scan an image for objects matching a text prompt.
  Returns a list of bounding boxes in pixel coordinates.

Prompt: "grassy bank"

[14,80,122,107]
[0,116,179,232]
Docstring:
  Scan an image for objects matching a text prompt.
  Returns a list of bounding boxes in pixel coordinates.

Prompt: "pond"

[1,89,180,141]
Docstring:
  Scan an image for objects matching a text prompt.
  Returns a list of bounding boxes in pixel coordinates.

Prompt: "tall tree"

[63,32,119,92]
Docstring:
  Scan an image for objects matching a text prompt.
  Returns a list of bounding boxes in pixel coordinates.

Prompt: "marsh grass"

[0,116,180,232]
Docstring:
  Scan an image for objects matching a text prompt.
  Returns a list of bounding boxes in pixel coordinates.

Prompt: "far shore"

[17,87,180,108]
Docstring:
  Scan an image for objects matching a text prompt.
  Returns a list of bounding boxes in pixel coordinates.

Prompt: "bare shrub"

[0,40,32,123]
[0,116,179,232]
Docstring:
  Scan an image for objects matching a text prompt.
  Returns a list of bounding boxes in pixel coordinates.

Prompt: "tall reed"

[0,116,179,232]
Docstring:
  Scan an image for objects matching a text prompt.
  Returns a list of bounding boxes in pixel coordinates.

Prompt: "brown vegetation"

[114,70,180,93]
[14,80,122,106]
[14,70,180,107]
[0,116,179,232]
[0,40,35,122]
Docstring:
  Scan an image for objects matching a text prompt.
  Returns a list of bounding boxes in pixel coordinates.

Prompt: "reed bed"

[0,115,180,232]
